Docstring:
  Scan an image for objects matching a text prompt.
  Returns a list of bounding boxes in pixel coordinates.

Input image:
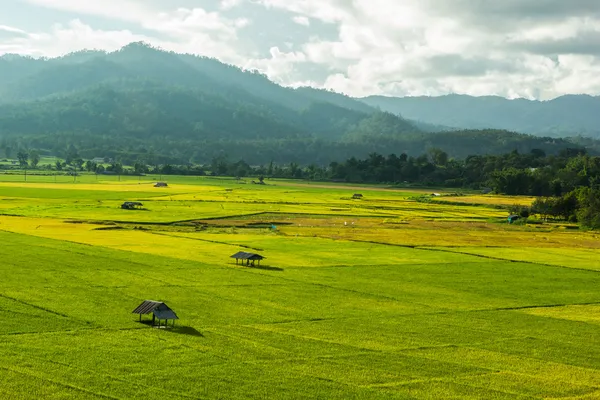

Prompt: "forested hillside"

[362,94,600,138]
[0,42,596,165]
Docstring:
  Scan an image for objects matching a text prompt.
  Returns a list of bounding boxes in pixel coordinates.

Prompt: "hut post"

[152,314,156,326]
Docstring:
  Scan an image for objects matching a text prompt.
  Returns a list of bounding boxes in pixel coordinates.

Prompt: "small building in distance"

[132,300,179,327]
[352,194,363,199]
[154,182,168,187]
[230,251,265,267]
[508,215,521,224]
[121,201,143,210]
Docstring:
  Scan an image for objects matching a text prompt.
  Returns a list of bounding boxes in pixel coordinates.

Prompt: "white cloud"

[7,0,600,99]
[0,20,150,57]
[0,25,28,35]
[244,46,307,83]
[220,0,242,10]
[22,0,155,22]
[292,16,310,26]
[251,0,600,99]
[14,1,250,63]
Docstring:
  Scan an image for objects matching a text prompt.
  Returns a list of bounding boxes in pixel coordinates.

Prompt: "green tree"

[73,158,85,171]
[29,150,40,168]
[17,150,29,167]
[575,188,600,228]
[429,148,449,166]
[111,162,124,174]
[85,160,97,172]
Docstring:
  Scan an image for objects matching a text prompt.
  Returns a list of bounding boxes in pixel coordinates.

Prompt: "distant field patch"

[434,194,536,206]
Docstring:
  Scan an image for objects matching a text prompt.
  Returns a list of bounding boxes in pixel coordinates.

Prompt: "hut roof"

[132,300,179,320]
[230,251,264,260]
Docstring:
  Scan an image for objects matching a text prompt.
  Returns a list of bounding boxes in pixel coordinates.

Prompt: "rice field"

[0,174,599,399]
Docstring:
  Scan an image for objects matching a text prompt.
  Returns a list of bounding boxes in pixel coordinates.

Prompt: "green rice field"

[0,174,599,399]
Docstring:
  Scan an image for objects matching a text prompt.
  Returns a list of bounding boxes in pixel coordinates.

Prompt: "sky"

[1,0,600,99]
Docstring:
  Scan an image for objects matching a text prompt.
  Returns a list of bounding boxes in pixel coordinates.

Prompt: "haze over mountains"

[0,42,594,165]
[362,94,600,139]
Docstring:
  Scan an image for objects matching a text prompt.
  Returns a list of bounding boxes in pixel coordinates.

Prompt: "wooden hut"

[154,182,168,187]
[352,193,363,199]
[230,251,265,266]
[132,300,179,327]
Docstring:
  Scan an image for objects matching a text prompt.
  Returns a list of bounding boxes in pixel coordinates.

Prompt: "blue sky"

[2,0,600,99]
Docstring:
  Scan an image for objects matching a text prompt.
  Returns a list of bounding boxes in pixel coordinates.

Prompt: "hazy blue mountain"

[361,94,600,138]
[0,42,594,164]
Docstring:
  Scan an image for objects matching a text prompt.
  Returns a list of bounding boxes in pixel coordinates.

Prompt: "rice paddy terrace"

[0,174,599,399]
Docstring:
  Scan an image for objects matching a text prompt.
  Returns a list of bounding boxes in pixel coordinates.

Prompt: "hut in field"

[352,193,363,199]
[121,201,143,210]
[230,251,265,266]
[132,300,179,327]
[154,182,168,187]
[508,215,520,224]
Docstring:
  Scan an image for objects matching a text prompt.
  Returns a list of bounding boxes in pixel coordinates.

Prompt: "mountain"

[361,94,600,138]
[0,42,594,165]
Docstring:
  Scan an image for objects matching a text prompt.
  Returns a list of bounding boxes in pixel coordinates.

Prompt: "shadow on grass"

[247,265,284,272]
[169,326,204,337]
[137,321,205,337]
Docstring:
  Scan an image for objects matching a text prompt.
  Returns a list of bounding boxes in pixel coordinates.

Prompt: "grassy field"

[0,175,599,399]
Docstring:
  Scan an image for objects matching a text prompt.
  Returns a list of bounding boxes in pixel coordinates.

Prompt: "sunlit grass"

[0,177,598,399]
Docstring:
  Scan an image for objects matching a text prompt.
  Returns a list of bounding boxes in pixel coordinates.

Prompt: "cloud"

[244,46,308,83]
[220,0,242,10]
[0,20,151,57]
[0,25,29,41]
[292,16,310,26]
[22,0,155,22]
[0,25,28,35]
[8,0,600,99]
[249,0,600,99]
[16,1,250,63]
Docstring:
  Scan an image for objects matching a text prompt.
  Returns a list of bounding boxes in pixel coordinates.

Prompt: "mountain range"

[362,94,600,138]
[0,42,595,165]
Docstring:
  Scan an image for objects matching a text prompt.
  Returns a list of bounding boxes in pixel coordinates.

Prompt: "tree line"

[4,146,598,228]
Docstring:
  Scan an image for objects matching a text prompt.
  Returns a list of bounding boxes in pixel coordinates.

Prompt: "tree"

[85,160,97,172]
[17,150,29,167]
[65,145,79,165]
[575,188,600,228]
[134,161,147,175]
[29,151,40,168]
[55,160,63,171]
[111,162,124,174]
[73,158,85,171]
[429,148,449,166]
[4,146,12,159]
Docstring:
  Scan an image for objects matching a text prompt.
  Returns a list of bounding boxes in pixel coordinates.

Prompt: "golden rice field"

[0,173,599,399]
